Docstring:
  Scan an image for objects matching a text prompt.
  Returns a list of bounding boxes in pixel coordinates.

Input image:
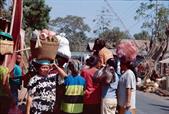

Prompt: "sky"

[6,0,169,37]
[45,0,169,38]
[45,0,145,37]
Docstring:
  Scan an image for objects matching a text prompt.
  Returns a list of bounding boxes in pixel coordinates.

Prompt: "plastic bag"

[56,34,71,59]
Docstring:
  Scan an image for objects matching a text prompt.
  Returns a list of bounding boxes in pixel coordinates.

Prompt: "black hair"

[56,54,69,63]
[87,55,99,67]
[120,56,131,68]
[67,60,79,76]
[93,38,106,51]
[106,58,116,68]
[120,56,138,81]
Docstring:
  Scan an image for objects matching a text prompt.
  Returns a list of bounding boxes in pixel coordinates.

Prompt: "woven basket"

[30,40,59,60]
[0,39,13,55]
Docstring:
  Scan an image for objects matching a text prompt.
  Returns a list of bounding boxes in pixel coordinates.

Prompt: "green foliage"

[49,15,91,51]
[23,0,51,30]
[0,0,6,9]
[99,27,130,48]
[134,1,169,40]
[0,0,7,17]
[134,30,150,40]
[93,8,112,36]
[49,15,90,37]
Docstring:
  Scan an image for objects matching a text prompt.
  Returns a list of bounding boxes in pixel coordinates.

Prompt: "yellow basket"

[0,39,13,55]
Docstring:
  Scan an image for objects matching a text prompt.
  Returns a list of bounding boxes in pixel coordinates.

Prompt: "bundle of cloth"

[56,33,71,60]
[116,41,138,61]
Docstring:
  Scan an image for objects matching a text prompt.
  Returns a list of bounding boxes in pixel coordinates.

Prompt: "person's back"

[93,38,113,68]
[60,60,85,114]
[99,47,113,66]
[81,55,102,114]
[81,68,101,104]
[61,74,85,114]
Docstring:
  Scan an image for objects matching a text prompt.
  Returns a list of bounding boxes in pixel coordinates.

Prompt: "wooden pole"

[9,0,17,35]
[4,0,17,67]
[14,47,30,53]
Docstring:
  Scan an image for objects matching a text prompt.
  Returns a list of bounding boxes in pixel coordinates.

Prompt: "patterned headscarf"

[68,59,81,73]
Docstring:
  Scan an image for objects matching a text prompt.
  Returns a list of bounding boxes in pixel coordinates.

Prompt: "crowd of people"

[0,38,137,114]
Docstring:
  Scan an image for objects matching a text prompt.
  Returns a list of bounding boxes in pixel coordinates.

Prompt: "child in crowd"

[54,59,85,114]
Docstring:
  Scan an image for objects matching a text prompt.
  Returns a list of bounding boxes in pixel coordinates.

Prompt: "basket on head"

[0,31,13,55]
[30,40,59,60]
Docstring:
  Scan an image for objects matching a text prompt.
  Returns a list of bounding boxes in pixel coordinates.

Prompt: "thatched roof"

[120,39,150,56]
[87,39,150,56]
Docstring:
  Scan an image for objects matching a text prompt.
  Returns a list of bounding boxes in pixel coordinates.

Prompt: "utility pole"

[154,0,158,42]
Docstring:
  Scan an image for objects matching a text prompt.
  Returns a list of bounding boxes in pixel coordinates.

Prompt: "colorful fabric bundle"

[116,41,138,61]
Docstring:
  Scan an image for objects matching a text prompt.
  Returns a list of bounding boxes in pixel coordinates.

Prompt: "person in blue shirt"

[53,59,86,114]
[10,53,23,106]
[94,58,119,114]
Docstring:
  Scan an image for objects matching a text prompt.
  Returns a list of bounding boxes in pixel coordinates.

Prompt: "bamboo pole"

[14,47,30,53]
[4,0,17,67]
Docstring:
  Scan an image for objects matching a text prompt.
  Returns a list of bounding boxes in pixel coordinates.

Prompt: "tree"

[93,8,113,36]
[0,0,7,17]
[134,1,169,60]
[99,27,130,48]
[134,30,150,40]
[134,1,169,79]
[0,0,5,9]
[23,0,51,30]
[134,1,169,41]
[49,15,91,51]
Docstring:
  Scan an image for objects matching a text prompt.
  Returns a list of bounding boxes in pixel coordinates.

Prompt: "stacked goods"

[30,29,59,60]
[116,41,138,61]
[0,31,13,55]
